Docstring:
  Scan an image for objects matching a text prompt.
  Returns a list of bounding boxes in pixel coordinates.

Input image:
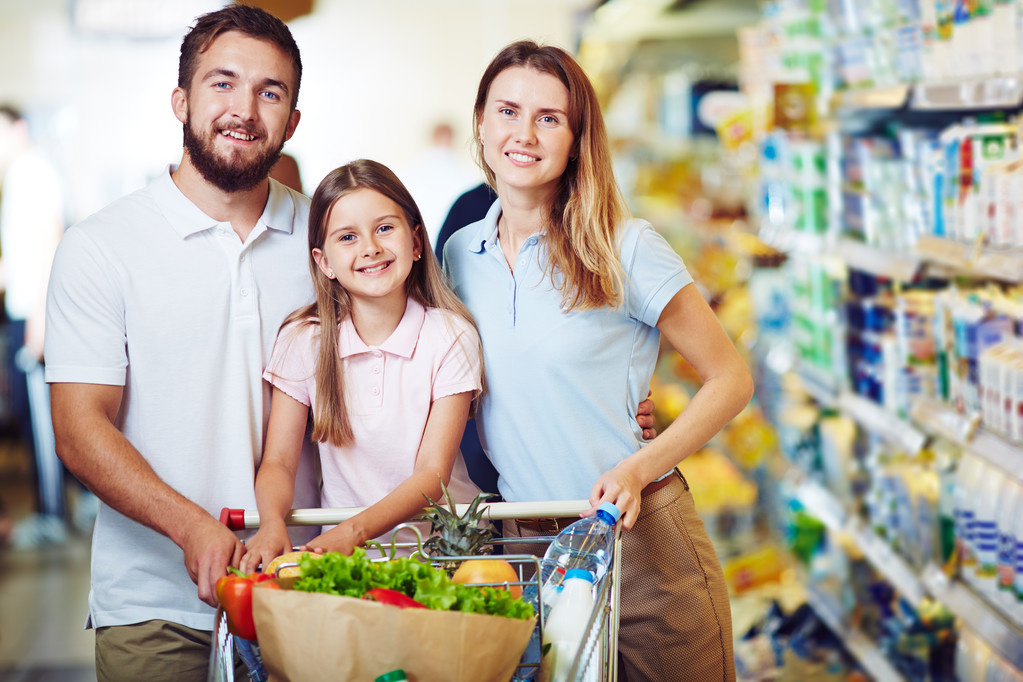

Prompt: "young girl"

[443,42,754,681]
[240,159,482,571]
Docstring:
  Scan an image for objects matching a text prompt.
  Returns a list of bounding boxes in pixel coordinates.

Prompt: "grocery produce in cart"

[250,547,536,681]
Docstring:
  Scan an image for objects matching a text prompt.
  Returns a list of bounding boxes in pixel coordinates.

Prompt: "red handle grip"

[219,507,246,531]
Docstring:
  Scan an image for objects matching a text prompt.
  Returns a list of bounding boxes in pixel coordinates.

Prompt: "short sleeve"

[44,225,129,386]
[619,220,694,328]
[431,314,483,401]
[263,321,316,406]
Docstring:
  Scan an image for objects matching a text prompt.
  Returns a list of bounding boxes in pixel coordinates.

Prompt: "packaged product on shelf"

[983,158,1020,249]
[894,289,939,415]
[991,0,1020,76]
[995,478,1021,616]
[935,441,960,565]
[938,118,1018,244]
[1014,480,1023,628]
[953,451,983,577]
[818,412,857,509]
[971,458,1008,598]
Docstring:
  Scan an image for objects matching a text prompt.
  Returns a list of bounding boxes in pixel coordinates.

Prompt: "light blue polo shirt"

[443,200,693,502]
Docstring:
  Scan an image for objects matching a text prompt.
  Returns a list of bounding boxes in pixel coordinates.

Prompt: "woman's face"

[478,66,574,202]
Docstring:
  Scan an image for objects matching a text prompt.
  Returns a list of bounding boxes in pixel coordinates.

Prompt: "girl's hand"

[239,527,292,575]
[299,522,361,556]
[586,461,645,530]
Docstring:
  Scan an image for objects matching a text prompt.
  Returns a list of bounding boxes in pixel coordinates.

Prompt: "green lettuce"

[291,547,534,621]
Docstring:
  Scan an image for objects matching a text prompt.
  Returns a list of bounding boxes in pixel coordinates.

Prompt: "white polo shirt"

[44,167,318,631]
[443,200,693,502]
[265,298,482,549]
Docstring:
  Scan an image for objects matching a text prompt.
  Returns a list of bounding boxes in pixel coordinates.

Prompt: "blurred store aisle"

[0,438,95,682]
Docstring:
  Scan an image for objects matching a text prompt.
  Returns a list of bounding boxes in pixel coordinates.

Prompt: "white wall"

[0,0,590,222]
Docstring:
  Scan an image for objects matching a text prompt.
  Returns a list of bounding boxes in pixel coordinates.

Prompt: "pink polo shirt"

[264,298,482,549]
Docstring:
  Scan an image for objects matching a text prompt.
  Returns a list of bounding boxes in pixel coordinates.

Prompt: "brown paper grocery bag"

[252,585,535,682]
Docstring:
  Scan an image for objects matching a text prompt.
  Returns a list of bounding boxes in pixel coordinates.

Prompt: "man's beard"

[182,118,285,193]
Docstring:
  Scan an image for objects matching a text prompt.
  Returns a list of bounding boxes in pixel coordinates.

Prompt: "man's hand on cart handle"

[185,514,246,607]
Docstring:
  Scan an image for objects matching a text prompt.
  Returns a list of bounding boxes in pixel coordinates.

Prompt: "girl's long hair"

[279,159,482,447]
[472,40,629,311]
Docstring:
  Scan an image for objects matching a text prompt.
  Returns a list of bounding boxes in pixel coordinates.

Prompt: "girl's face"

[312,188,422,310]
[478,66,574,202]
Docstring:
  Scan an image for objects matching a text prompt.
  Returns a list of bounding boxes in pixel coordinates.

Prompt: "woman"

[443,41,753,681]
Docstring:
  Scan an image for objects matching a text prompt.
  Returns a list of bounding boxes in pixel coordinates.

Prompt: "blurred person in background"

[0,103,73,548]
[44,6,320,680]
[400,120,479,247]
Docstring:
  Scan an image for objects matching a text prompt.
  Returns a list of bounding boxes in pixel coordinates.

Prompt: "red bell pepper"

[215,568,279,641]
[361,588,426,610]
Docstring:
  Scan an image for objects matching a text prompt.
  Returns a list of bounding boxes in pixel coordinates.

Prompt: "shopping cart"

[208,500,622,682]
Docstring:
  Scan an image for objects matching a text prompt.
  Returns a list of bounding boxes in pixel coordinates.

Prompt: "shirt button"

[372,387,380,395]
[373,366,381,374]
[372,350,382,357]
[239,255,246,263]
[240,288,249,297]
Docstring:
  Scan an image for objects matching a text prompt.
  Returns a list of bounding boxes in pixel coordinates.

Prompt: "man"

[45,6,319,679]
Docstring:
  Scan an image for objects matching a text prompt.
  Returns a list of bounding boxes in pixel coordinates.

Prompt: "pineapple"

[422,479,497,559]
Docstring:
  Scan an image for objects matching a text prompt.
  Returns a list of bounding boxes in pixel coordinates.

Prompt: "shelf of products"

[913,236,1023,284]
[795,477,926,608]
[921,564,1023,672]
[805,583,906,682]
[836,237,924,283]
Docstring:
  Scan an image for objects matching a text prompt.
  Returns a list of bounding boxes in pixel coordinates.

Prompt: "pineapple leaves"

[422,478,498,558]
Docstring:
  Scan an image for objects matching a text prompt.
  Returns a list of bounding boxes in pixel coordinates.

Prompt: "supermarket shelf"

[911,397,1023,485]
[805,583,906,682]
[836,392,927,454]
[832,84,910,111]
[794,362,841,407]
[836,238,923,282]
[795,478,926,607]
[914,236,1023,284]
[921,564,1023,671]
[910,75,1023,111]
[758,222,830,255]
[795,478,846,532]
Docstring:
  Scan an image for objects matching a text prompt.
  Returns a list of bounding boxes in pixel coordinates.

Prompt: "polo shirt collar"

[466,199,503,254]
[465,198,546,254]
[152,165,298,239]
[337,298,426,359]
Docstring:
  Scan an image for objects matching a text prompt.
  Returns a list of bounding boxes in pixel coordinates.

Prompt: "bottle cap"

[596,502,621,524]
[564,568,594,583]
[375,671,408,682]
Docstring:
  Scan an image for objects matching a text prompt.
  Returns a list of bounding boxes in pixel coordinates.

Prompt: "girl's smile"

[312,188,422,315]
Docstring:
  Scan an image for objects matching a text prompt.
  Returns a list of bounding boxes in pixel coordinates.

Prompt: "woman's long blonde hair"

[472,40,629,311]
[279,159,482,447]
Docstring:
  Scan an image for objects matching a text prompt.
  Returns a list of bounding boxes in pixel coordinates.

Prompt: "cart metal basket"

[208,500,622,682]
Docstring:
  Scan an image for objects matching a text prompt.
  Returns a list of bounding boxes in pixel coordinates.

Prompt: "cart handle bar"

[219,500,592,531]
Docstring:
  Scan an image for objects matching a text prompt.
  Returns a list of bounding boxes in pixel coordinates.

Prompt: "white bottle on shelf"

[954,452,983,582]
[1013,476,1023,627]
[995,479,1022,619]
[971,461,1007,599]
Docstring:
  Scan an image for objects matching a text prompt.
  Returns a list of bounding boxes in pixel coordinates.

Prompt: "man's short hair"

[177,5,302,109]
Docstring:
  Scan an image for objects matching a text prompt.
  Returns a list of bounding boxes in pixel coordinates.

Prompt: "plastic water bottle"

[541,569,596,682]
[539,502,620,611]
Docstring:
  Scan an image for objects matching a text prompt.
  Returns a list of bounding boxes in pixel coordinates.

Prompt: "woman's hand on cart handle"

[587,461,644,530]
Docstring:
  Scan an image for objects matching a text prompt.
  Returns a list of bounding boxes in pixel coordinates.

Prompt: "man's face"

[173,31,300,193]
